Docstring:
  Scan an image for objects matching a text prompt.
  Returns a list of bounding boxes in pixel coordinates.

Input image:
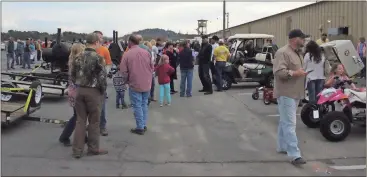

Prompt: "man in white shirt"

[210,36,219,84]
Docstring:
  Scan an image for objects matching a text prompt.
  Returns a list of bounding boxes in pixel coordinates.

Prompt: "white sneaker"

[160,104,163,107]
[167,103,171,106]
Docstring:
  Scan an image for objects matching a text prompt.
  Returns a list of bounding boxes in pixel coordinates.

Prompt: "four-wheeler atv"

[319,81,365,142]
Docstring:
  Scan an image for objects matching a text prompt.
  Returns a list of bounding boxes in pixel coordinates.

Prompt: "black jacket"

[178,47,194,69]
[198,43,212,65]
[7,41,14,53]
[166,50,178,79]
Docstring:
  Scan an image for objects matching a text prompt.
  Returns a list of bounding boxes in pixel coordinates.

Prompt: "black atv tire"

[252,92,259,100]
[222,74,232,90]
[29,80,43,108]
[320,111,351,142]
[300,103,320,128]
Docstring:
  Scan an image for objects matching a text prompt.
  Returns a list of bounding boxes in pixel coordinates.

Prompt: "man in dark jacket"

[165,42,178,94]
[7,37,15,69]
[22,38,32,69]
[15,39,24,66]
[178,40,195,97]
[198,35,213,95]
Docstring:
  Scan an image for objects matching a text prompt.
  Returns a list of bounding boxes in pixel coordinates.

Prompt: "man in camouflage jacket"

[69,33,108,159]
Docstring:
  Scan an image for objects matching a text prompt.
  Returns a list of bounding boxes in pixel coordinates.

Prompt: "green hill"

[120,28,198,41]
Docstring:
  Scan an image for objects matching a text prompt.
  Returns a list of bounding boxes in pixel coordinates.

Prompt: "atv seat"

[243,63,265,69]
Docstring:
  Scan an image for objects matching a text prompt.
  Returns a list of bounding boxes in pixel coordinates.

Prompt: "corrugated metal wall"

[211,1,366,47]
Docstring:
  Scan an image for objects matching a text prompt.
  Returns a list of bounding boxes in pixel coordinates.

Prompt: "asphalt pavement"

[1,51,366,176]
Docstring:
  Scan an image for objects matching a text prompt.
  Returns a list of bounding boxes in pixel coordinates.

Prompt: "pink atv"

[301,78,366,141]
[300,78,352,128]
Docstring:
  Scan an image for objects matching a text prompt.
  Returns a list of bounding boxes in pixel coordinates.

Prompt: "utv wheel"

[222,74,232,90]
[29,80,43,108]
[320,111,351,142]
[252,92,259,100]
[300,103,320,128]
[264,74,274,88]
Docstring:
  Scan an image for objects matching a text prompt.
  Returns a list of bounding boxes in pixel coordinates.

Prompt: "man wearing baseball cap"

[272,29,307,165]
[213,39,230,91]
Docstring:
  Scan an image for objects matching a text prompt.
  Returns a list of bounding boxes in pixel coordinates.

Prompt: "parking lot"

[1,51,366,176]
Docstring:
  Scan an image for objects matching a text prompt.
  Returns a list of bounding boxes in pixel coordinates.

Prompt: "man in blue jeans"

[213,40,230,92]
[273,29,307,165]
[179,41,194,97]
[120,35,154,135]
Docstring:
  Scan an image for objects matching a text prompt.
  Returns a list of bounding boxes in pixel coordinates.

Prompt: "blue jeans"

[116,91,126,106]
[100,94,107,129]
[59,108,76,141]
[277,96,301,160]
[180,69,193,97]
[16,53,23,65]
[7,53,15,69]
[307,79,324,104]
[159,83,171,104]
[129,88,150,130]
[215,61,226,91]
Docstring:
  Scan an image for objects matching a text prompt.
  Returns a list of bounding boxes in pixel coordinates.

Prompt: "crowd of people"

[53,30,233,159]
[5,37,42,70]
[4,29,365,165]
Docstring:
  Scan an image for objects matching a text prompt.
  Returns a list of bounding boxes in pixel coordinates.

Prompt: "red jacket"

[155,64,175,84]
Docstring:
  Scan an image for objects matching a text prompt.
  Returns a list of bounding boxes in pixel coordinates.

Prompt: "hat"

[288,29,306,39]
[201,35,208,39]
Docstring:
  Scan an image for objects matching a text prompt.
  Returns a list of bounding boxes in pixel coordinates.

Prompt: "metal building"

[210,1,367,47]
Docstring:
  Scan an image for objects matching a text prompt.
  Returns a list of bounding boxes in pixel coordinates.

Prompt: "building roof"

[210,1,320,35]
[228,33,274,41]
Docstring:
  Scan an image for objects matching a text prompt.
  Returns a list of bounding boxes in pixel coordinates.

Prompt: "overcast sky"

[2,2,314,37]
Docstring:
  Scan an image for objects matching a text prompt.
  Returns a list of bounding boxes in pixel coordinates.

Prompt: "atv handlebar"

[333,76,354,89]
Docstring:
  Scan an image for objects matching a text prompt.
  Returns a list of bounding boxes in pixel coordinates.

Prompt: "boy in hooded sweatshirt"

[113,68,128,109]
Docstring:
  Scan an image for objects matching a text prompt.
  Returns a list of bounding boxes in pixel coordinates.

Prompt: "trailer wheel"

[55,73,68,87]
[1,82,17,102]
[29,80,43,107]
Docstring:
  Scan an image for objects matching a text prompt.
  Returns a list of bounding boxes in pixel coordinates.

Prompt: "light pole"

[223,0,226,39]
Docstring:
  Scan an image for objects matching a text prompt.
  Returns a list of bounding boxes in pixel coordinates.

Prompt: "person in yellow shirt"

[316,33,329,45]
[213,39,230,92]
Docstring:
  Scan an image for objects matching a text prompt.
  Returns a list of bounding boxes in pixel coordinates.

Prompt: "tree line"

[1,30,110,42]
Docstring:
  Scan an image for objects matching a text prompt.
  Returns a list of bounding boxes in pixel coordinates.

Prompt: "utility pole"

[226,13,229,29]
[222,0,226,39]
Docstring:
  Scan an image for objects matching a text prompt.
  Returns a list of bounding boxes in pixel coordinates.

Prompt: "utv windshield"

[321,45,339,67]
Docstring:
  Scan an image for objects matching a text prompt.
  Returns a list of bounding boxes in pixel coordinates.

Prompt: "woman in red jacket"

[155,54,175,107]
